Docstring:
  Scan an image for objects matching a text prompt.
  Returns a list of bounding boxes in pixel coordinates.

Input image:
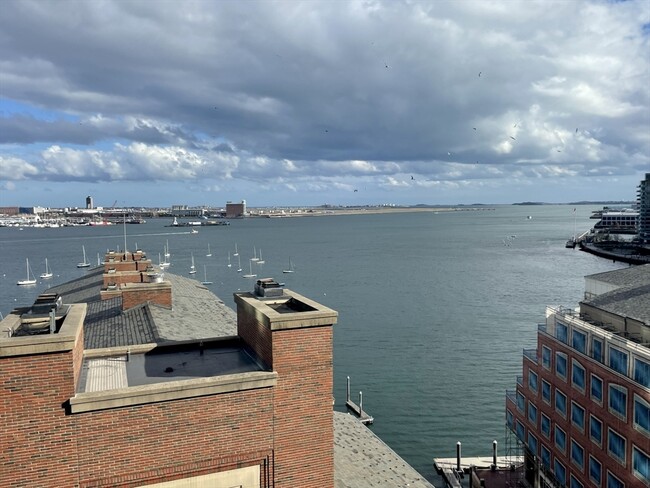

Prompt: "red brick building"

[506,265,650,488]
[1,251,337,488]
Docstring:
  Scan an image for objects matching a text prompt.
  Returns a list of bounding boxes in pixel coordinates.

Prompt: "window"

[589,456,602,486]
[542,380,551,403]
[572,329,586,354]
[592,337,603,363]
[591,374,603,403]
[541,445,551,468]
[606,472,624,488]
[517,391,525,412]
[632,446,649,484]
[609,347,628,376]
[556,352,568,379]
[528,370,538,392]
[556,389,567,417]
[542,346,551,369]
[634,394,650,434]
[570,474,584,488]
[516,420,525,442]
[556,322,568,343]
[555,425,567,452]
[528,401,538,425]
[541,413,551,438]
[571,402,585,431]
[528,432,538,455]
[607,428,626,464]
[590,415,603,445]
[634,358,650,388]
[507,409,514,428]
[572,360,586,391]
[554,459,566,486]
[608,384,627,420]
[571,439,584,470]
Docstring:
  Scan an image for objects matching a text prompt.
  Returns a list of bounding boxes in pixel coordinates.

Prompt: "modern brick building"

[638,173,650,244]
[0,250,338,488]
[506,264,650,488]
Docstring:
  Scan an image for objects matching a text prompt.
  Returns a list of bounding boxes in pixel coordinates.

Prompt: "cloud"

[0,0,648,205]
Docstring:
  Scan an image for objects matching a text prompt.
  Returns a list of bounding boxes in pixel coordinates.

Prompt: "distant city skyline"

[1,1,648,207]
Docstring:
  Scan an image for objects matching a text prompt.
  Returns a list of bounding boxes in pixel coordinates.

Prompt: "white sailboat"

[17,258,37,286]
[233,243,239,257]
[250,246,259,262]
[97,253,101,266]
[236,254,242,273]
[164,240,170,258]
[201,265,213,285]
[77,245,90,268]
[40,258,53,279]
[206,244,212,257]
[282,259,295,274]
[227,252,232,268]
[256,249,265,265]
[189,254,196,274]
[242,260,257,278]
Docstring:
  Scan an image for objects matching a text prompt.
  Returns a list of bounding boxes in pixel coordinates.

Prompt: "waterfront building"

[0,249,434,488]
[506,264,650,488]
[638,173,650,244]
[86,195,94,209]
[226,199,247,218]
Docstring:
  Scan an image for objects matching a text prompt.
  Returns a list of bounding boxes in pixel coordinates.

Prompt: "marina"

[0,205,627,483]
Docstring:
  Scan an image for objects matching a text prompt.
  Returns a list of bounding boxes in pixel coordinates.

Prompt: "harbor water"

[0,205,625,481]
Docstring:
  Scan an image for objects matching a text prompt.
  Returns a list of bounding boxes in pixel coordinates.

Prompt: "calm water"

[0,205,624,481]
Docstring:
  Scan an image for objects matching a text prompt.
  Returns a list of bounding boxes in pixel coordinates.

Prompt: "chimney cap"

[254,278,283,297]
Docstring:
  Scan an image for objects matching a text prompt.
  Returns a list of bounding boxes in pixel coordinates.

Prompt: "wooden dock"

[345,376,374,424]
[434,455,523,473]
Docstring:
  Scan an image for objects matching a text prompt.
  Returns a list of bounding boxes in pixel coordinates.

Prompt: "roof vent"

[254,278,283,298]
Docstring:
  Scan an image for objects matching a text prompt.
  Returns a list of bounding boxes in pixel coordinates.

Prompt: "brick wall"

[272,325,334,488]
[0,351,79,487]
[121,283,172,310]
[237,308,273,367]
[74,389,275,487]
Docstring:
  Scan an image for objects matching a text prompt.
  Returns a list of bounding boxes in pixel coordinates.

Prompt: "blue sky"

[1,0,649,208]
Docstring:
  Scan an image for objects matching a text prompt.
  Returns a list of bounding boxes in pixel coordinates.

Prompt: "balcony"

[523,348,538,364]
[516,375,524,387]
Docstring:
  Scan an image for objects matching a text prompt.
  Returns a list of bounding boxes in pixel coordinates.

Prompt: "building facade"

[506,265,650,488]
[1,250,337,488]
[638,173,650,243]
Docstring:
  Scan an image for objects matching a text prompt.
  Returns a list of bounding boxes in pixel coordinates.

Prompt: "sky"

[0,0,649,208]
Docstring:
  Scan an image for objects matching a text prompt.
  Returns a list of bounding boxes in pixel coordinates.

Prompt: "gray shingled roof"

[583,264,650,326]
[585,263,650,288]
[48,266,236,349]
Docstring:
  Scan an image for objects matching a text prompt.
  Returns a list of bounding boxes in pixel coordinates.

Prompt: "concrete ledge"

[0,304,86,357]
[234,289,338,331]
[69,370,278,413]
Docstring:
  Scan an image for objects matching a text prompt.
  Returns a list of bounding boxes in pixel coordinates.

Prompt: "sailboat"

[17,258,37,286]
[206,244,212,257]
[282,259,295,274]
[189,254,197,274]
[250,246,259,262]
[236,254,242,273]
[227,252,232,268]
[233,243,239,256]
[77,246,90,268]
[242,260,257,278]
[201,265,212,285]
[256,249,265,265]
[40,258,53,279]
[164,240,170,258]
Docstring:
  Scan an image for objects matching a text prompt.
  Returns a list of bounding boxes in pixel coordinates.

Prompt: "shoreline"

[249,206,496,218]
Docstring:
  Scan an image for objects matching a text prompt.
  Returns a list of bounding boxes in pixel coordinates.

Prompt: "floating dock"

[345,376,373,424]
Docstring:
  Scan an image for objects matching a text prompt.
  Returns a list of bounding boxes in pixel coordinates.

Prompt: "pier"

[345,376,374,424]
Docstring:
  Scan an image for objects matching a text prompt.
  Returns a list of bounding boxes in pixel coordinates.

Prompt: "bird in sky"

[411,176,414,180]
[575,128,578,133]
[354,189,358,192]
[473,127,477,131]
[510,136,516,140]
[478,72,482,77]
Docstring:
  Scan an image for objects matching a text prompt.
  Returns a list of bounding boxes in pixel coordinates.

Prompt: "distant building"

[638,173,650,243]
[170,204,205,217]
[226,199,247,218]
[506,264,650,488]
[86,195,94,209]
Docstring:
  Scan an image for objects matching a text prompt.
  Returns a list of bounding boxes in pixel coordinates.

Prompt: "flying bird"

[478,72,482,77]
[411,176,414,180]
[473,127,477,131]
[354,189,358,192]
[575,128,578,133]
[447,152,452,156]
[510,136,516,140]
